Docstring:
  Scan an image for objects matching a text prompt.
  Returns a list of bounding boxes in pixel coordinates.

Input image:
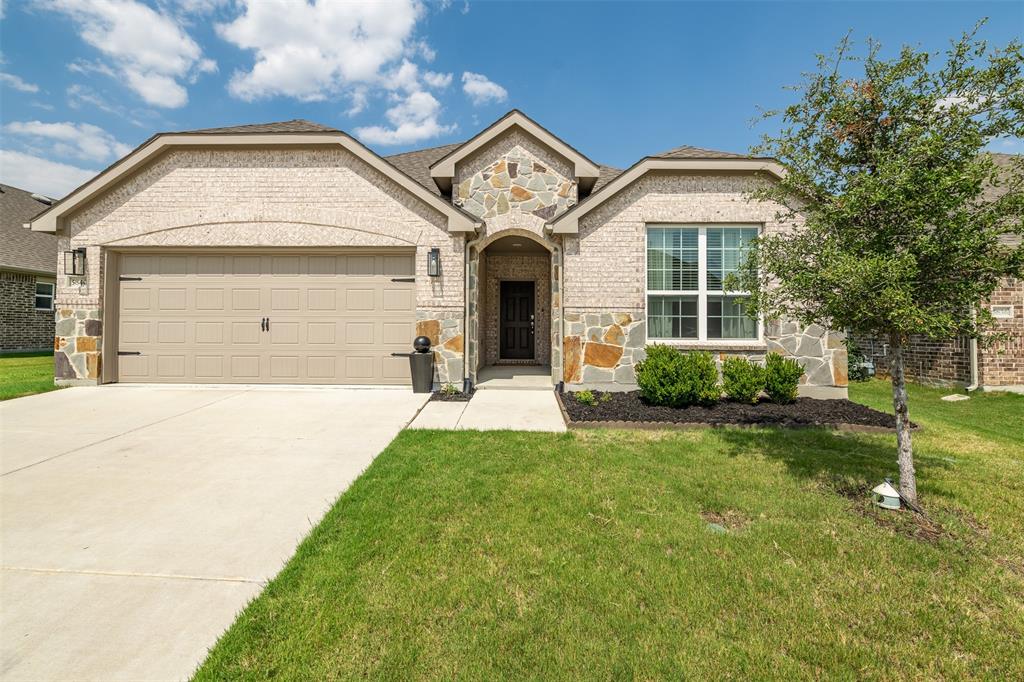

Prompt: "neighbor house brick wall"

[851,333,971,387]
[851,278,1023,389]
[979,277,1023,387]
[1,270,55,351]
[560,172,844,392]
[55,146,464,384]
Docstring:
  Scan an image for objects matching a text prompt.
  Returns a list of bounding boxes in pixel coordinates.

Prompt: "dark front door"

[499,281,535,360]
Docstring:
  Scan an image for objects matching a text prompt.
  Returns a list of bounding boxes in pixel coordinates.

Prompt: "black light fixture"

[427,247,441,277]
[64,248,86,276]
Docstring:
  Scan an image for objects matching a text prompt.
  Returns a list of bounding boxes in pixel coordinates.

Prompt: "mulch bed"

[559,391,909,431]
[430,388,474,402]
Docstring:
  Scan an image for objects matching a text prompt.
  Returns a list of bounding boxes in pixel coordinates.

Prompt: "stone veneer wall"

[415,311,464,387]
[482,253,551,366]
[562,312,847,390]
[53,146,462,384]
[1,271,56,351]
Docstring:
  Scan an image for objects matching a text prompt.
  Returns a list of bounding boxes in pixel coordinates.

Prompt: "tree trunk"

[888,339,918,505]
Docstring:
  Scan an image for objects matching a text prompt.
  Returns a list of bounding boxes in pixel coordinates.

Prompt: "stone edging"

[554,392,905,434]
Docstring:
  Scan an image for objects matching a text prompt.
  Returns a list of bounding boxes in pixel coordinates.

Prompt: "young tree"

[735,25,1024,505]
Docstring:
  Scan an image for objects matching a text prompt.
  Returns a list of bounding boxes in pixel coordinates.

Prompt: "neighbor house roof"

[1,183,57,275]
[987,153,1022,247]
[29,120,480,234]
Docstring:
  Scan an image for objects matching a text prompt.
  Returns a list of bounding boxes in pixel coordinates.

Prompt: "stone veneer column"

[54,243,104,385]
[416,310,464,388]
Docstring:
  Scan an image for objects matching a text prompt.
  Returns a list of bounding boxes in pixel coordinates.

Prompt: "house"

[851,153,1023,392]
[1,183,57,352]
[27,110,847,394]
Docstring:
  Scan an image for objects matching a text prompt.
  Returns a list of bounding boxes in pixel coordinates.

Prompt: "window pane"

[647,227,697,291]
[35,282,54,295]
[707,295,757,339]
[706,227,757,291]
[648,295,698,339]
[34,296,51,309]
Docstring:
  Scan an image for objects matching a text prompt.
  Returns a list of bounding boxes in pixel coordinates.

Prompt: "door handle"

[260,317,268,332]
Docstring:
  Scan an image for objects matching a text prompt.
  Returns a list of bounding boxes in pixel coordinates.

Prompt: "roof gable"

[29,125,480,234]
[428,110,601,194]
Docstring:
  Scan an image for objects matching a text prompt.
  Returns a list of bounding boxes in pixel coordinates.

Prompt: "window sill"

[649,339,767,352]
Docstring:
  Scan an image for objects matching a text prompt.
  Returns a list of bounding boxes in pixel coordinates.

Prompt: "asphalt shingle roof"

[652,144,750,160]
[0,184,57,275]
[183,119,340,134]
[385,142,466,196]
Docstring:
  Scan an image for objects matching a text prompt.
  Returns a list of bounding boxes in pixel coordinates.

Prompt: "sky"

[0,0,1021,198]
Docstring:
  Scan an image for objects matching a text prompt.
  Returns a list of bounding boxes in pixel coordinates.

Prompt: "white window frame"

[645,224,764,345]
[34,280,55,311]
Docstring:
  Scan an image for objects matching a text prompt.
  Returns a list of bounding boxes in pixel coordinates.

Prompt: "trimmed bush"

[635,346,720,407]
[722,356,766,404]
[764,353,804,404]
[635,344,688,407]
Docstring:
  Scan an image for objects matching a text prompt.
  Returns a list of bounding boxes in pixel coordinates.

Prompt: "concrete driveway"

[0,385,427,681]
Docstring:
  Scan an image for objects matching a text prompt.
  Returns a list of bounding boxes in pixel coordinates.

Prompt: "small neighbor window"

[34,281,54,311]
[647,225,759,341]
[991,305,1014,319]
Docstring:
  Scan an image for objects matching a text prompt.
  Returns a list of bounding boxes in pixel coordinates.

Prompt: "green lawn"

[0,352,59,401]
[196,380,1024,680]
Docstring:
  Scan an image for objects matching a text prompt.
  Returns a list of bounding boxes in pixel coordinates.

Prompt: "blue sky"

[1,0,1021,197]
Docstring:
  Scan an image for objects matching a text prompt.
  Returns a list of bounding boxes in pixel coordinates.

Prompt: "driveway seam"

[2,565,263,585]
[1,390,248,477]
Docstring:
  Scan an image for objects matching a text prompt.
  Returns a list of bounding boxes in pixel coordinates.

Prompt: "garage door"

[116,251,416,384]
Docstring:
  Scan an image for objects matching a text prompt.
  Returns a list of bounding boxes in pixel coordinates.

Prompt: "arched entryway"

[467,230,560,388]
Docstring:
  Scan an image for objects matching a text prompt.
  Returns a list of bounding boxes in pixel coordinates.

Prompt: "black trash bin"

[407,336,434,393]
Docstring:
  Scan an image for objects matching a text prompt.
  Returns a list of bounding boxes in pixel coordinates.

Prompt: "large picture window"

[647,225,759,341]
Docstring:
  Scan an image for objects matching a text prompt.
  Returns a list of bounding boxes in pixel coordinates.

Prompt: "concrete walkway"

[409,389,566,431]
[0,385,427,681]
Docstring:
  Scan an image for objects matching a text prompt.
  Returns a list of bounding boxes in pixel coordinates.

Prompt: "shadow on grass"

[713,425,953,496]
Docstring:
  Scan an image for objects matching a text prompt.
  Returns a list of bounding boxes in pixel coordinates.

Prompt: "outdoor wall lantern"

[64,248,87,276]
[427,247,441,277]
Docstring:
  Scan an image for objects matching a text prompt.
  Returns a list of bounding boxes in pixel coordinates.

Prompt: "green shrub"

[722,356,766,404]
[635,346,720,407]
[764,353,804,404]
[439,382,460,396]
[574,390,596,406]
[844,337,872,382]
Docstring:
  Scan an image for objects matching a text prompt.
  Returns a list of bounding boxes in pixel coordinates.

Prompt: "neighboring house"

[1,183,57,352]
[851,153,1023,392]
[27,111,847,395]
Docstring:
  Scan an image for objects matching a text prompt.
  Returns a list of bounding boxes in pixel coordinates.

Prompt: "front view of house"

[29,111,847,396]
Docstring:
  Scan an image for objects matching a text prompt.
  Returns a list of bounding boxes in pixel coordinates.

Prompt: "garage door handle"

[118,351,141,356]
[391,277,415,282]
[119,276,142,282]
[391,352,411,357]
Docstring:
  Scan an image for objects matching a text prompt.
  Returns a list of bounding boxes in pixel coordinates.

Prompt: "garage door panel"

[117,251,415,384]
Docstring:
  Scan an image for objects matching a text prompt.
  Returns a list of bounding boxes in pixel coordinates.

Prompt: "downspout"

[464,232,484,392]
[966,305,980,392]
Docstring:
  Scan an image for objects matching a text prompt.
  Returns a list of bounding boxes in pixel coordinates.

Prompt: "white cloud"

[40,0,215,108]
[0,149,96,198]
[461,71,507,106]
[0,72,39,93]
[423,71,452,89]
[4,120,132,162]
[356,90,455,145]
[217,0,425,102]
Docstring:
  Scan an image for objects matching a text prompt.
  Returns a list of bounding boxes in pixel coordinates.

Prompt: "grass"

[0,352,60,401]
[195,380,1024,680]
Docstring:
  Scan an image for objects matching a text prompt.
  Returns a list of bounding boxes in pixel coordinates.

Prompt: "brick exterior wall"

[851,278,1023,389]
[481,253,551,366]
[851,333,971,387]
[55,146,464,384]
[1,270,55,351]
[979,277,1023,387]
